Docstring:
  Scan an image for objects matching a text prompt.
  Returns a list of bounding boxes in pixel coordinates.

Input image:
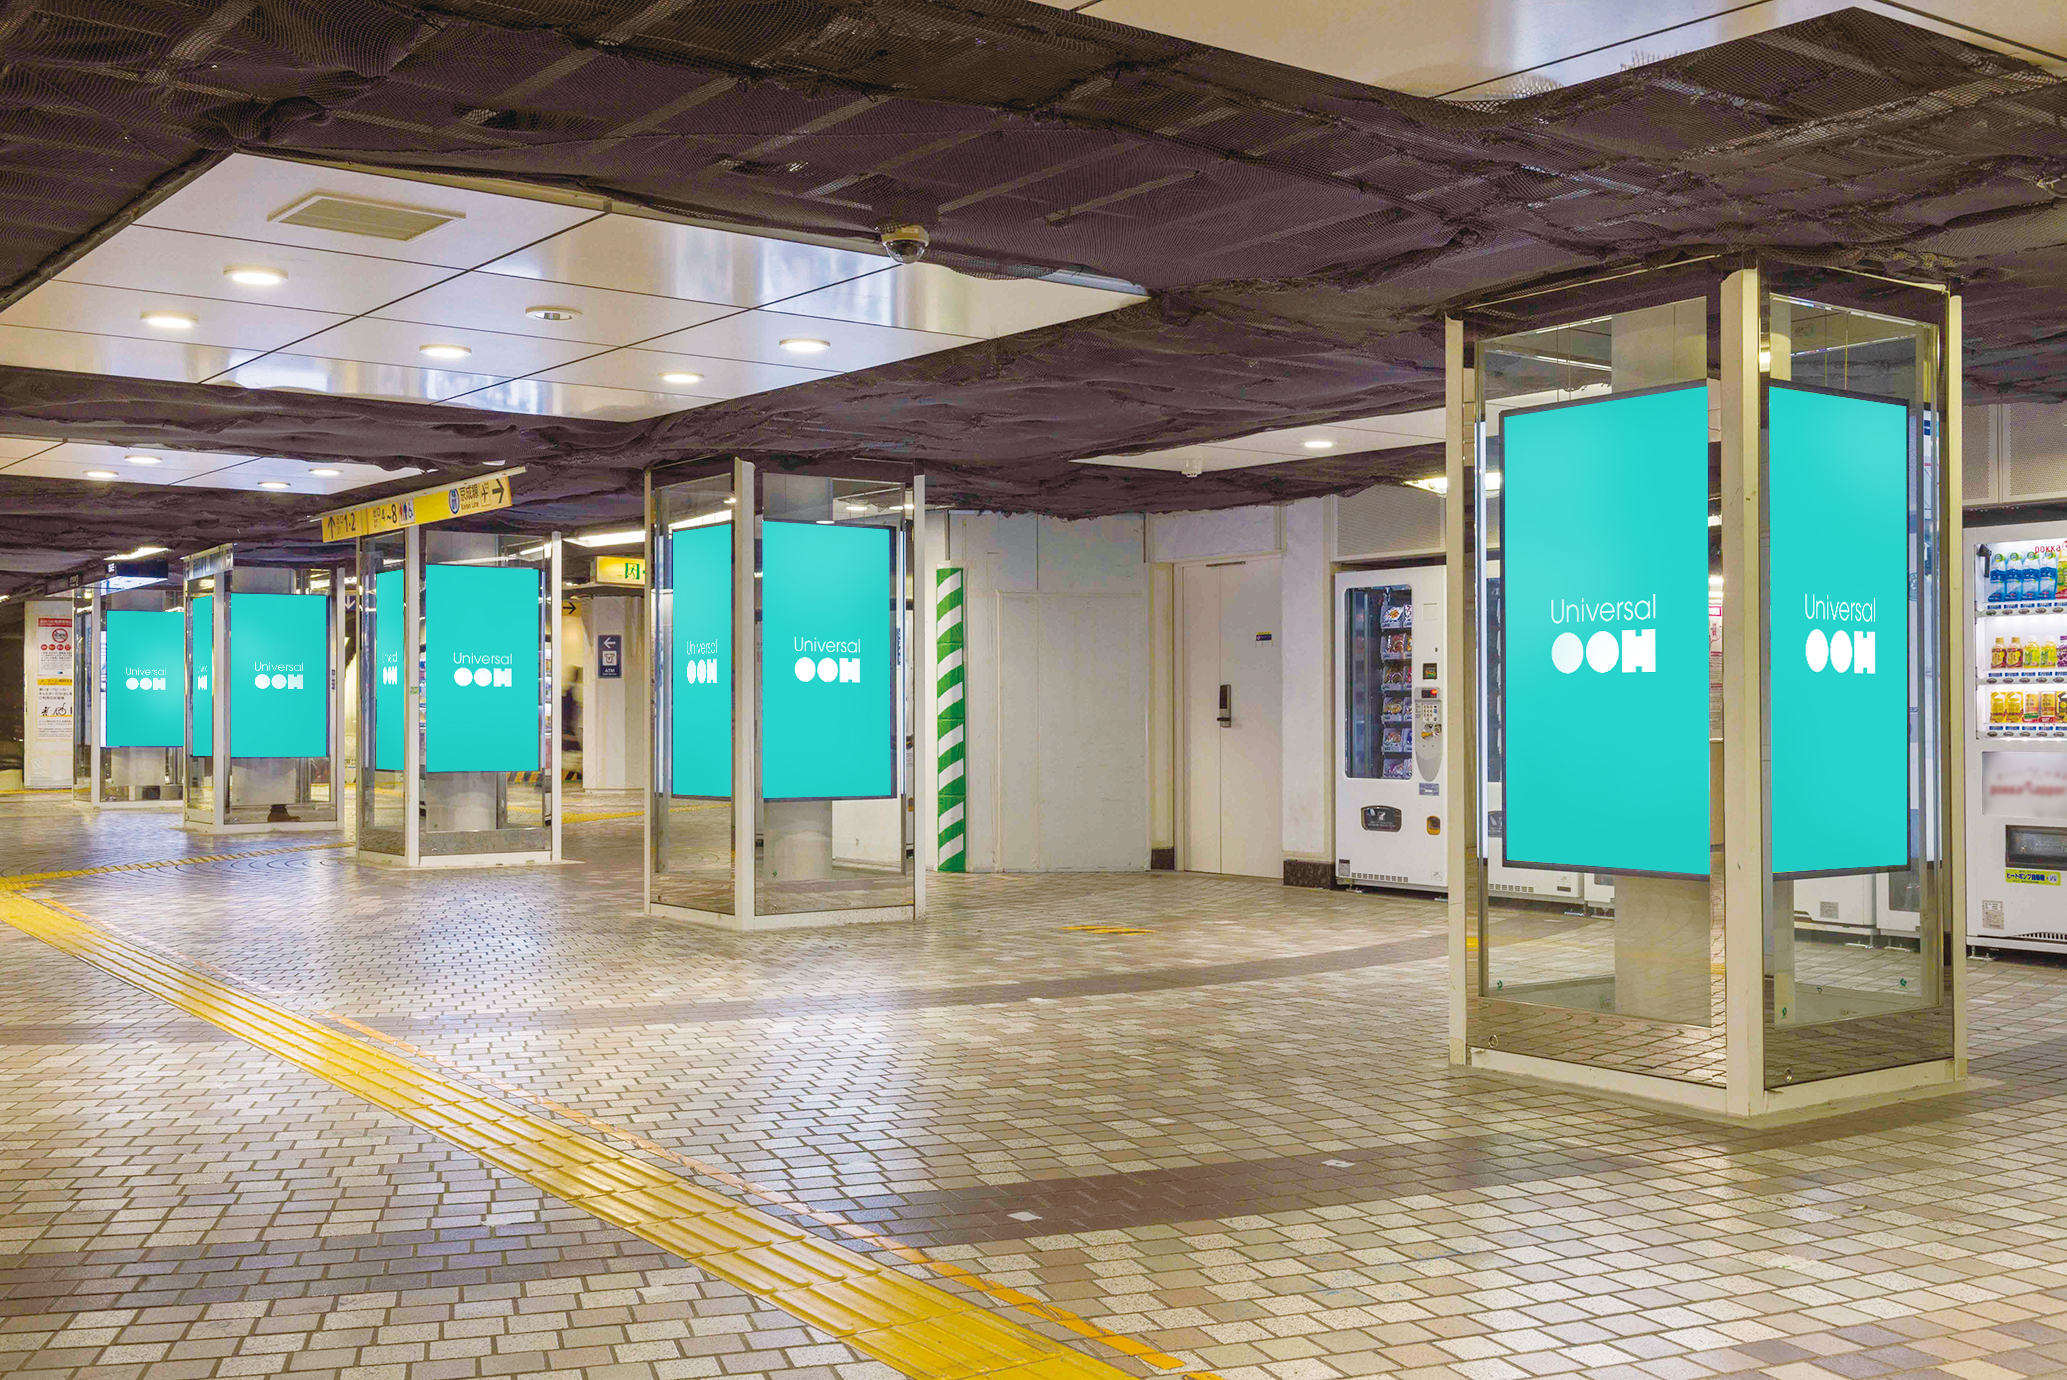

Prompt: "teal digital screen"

[1769,383,1911,877]
[670,524,732,797]
[374,569,403,771]
[761,522,895,800]
[104,608,185,749]
[425,564,540,773]
[1501,384,1713,877]
[191,594,213,757]
[229,592,328,759]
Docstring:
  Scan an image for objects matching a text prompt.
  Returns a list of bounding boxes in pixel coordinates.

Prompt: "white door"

[1182,558,1283,877]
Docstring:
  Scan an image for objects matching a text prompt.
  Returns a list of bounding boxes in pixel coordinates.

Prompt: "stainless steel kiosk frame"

[1446,255,1966,1121]
[182,546,346,834]
[72,581,184,808]
[645,460,929,930]
[355,526,563,868]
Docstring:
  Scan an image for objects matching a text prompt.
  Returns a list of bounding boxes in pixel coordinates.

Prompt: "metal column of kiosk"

[354,526,563,868]
[644,460,927,930]
[72,577,184,808]
[1446,256,1965,1121]
[181,546,345,834]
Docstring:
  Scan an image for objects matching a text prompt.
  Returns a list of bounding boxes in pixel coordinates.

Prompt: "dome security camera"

[879,222,930,265]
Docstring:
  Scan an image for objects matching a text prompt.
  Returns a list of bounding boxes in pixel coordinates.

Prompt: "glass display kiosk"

[355,527,562,867]
[72,581,184,807]
[182,546,344,833]
[646,460,927,929]
[1446,256,1965,1120]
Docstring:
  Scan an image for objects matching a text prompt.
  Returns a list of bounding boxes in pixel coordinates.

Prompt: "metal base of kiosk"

[648,901,915,932]
[186,819,337,835]
[356,849,556,869]
[77,799,182,811]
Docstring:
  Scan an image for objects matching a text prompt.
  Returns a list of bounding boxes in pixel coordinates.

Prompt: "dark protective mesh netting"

[1,2,2066,578]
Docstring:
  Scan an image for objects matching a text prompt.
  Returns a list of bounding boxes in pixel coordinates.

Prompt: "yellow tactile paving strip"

[0,839,349,889]
[0,888,1216,1380]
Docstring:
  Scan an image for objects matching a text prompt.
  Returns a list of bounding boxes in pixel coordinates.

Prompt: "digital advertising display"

[373,569,404,771]
[670,523,733,797]
[1500,384,1714,877]
[228,592,328,759]
[191,594,214,757]
[1768,382,1911,877]
[424,564,540,774]
[761,521,895,800]
[104,608,185,749]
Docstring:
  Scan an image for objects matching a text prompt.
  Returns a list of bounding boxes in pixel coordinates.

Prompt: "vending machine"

[1334,565,1584,902]
[1968,520,2067,952]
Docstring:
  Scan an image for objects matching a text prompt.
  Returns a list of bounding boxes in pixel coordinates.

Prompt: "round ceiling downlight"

[418,343,472,360]
[125,454,160,465]
[659,370,703,385]
[779,337,830,354]
[258,480,291,489]
[140,310,197,330]
[524,305,581,322]
[85,470,117,479]
[225,266,287,287]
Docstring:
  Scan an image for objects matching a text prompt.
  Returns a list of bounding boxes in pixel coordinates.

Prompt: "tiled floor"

[6,789,2067,1380]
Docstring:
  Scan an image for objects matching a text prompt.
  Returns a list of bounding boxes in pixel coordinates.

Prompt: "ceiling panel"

[8,442,415,495]
[57,227,457,317]
[32,442,268,474]
[372,273,735,347]
[142,155,600,269]
[209,352,506,404]
[0,281,346,354]
[1333,408,1445,441]
[443,380,707,422]
[1074,443,1288,474]
[537,347,833,402]
[0,436,57,461]
[0,325,255,384]
[647,309,976,373]
[172,456,422,495]
[273,316,595,381]
[478,215,891,307]
[776,262,1144,337]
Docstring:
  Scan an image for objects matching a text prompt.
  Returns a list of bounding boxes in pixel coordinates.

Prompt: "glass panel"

[81,585,186,804]
[1343,585,1414,779]
[753,476,914,918]
[652,472,739,914]
[219,563,338,825]
[1761,290,1952,1087]
[1475,297,1724,1068]
[357,533,409,853]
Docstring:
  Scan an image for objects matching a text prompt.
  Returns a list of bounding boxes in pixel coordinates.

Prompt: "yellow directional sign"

[594,556,646,586]
[320,470,521,543]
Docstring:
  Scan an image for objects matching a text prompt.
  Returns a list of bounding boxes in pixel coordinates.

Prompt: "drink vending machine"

[1968,521,2067,951]
[1334,565,1586,902]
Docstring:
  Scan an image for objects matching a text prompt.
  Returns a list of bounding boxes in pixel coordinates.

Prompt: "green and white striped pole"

[935,567,966,872]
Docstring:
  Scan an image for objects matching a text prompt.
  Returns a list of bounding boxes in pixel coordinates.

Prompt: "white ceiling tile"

[647,309,974,372]
[267,316,594,380]
[141,154,598,269]
[210,351,506,404]
[1073,444,1284,474]
[478,215,889,306]
[35,442,262,474]
[57,227,457,317]
[444,380,710,422]
[172,456,421,495]
[0,436,58,460]
[538,346,832,401]
[777,262,1143,337]
[372,273,734,347]
[0,281,346,354]
[0,324,254,383]
[1333,408,1445,441]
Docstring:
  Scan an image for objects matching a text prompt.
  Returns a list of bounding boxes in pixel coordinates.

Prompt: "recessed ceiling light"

[418,343,471,360]
[225,265,287,287]
[125,454,160,466]
[309,467,341,477]
[659,371,703,385]
[140,310,197,330]
[258,480,291,490]
[815,518,834,524]
[110,545,167,559]
[84,469,117,480]
[524,305,581,322]
[779,338,830,354]
[1302,438,1336,450]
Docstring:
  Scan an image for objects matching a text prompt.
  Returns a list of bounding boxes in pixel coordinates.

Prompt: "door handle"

[1218,683,1232,727]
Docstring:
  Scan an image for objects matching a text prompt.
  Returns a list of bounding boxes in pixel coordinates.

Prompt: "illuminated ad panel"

[1501,384,1713,877]
[374,570,403,771]
[105,608,185,749]
[424,564,541,773]
[760,522,895,801]
[1768,383,1911,877]
[191,595,213,756]
[228,592,328,758]
[670,523,733,797]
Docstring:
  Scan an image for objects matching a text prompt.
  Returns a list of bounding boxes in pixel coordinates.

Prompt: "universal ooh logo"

[791,636,861,684]
[451,654,513,688]
[682,639,721,686]
[1548,594,1656,675]
[251,662,305,691]
[1801,595,1878,675]
[123,666,169,692]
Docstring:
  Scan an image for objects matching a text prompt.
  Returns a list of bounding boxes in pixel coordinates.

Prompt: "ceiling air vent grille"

[269,193,463,242]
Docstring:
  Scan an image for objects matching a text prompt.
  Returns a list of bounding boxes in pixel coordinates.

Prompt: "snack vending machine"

[1968,521,2067,952]
[1335,565,1583,902]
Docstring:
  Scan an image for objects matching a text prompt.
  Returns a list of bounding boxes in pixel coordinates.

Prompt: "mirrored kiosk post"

[356,526,561,868]
[647,461,926,929]
[1449,256,1963,1121]
[73,581,184,808]
[181,545,344,833]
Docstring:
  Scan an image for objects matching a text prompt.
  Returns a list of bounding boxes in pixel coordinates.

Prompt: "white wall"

[578,595,648,791]
[934,513,1149,871]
